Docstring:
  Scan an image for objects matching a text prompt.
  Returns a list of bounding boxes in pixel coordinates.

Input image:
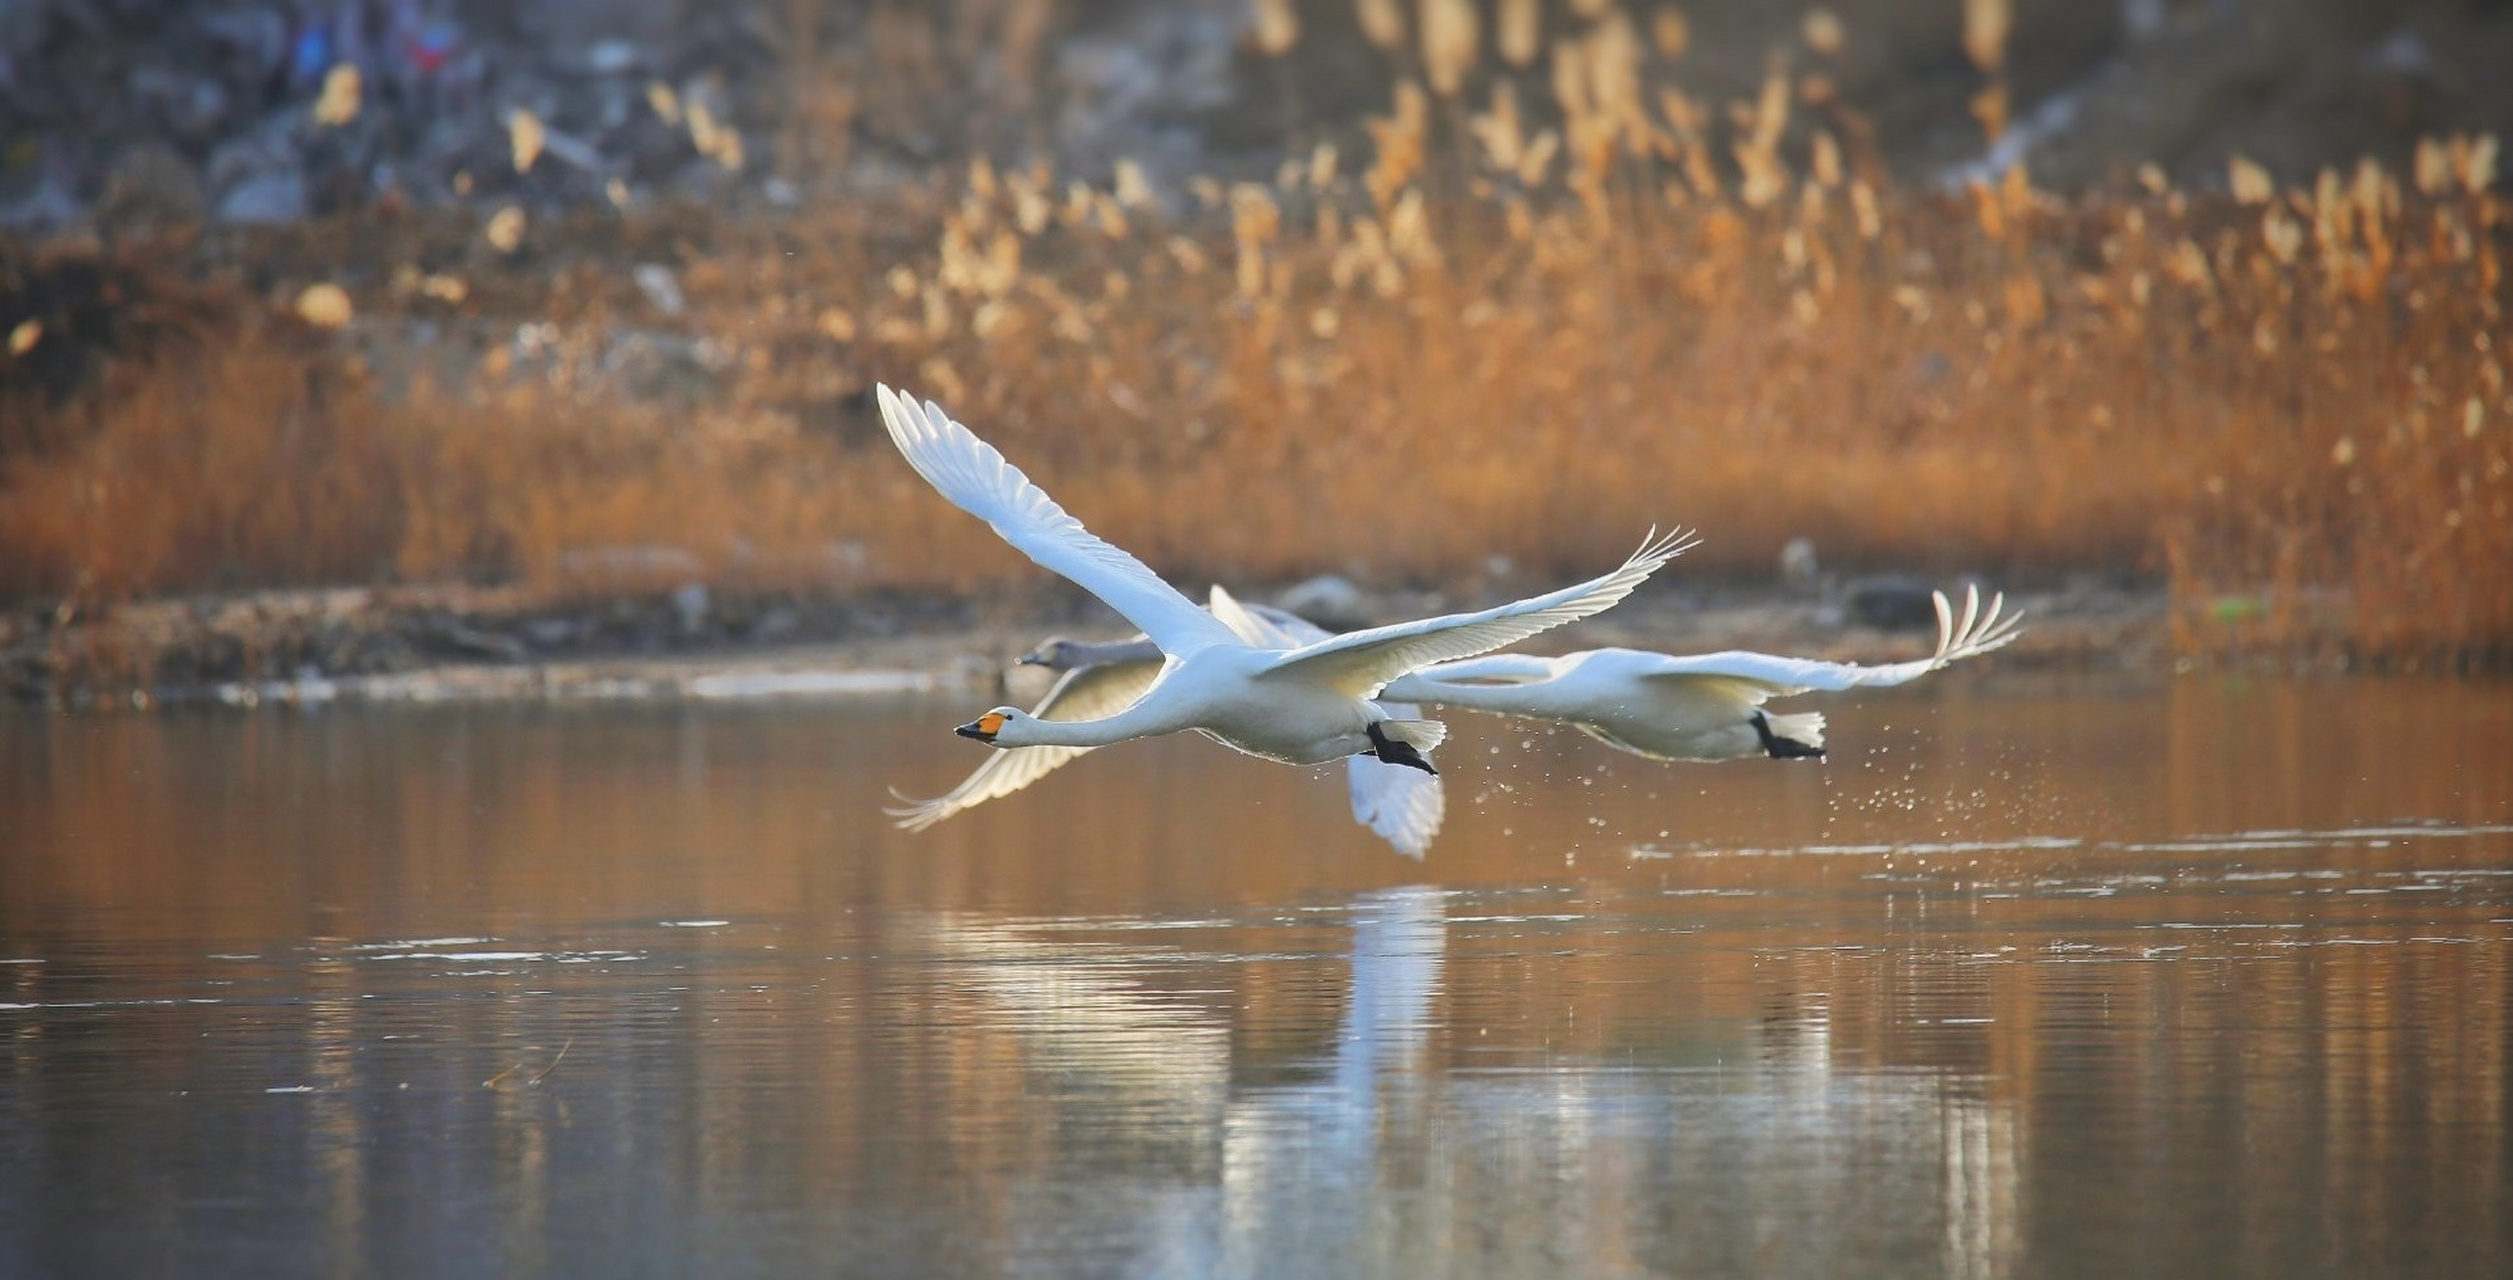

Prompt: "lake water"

[3,673,2510,1279]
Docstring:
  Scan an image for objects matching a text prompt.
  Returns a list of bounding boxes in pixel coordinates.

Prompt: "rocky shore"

[1,573,2170,712]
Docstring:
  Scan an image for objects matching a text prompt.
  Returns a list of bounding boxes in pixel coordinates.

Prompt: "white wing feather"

[1205,585,1323,648]
[1260,527,1698,697]
[876,386,1238,654]
[1346,715,1446,859]
[1628,586,2021,692]
[885,657,1166,831]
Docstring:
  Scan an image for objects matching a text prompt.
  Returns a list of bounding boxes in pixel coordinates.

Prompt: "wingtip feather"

[1930,585,2026,664]
[883,793,948,831]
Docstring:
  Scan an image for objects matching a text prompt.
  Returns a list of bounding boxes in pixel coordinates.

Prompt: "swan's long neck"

[1067,638,1162,667]
[1382,675,1549,718]
[1004,694,1195,749]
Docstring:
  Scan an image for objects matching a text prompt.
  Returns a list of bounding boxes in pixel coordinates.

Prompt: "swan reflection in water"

[926,888,2020,1280]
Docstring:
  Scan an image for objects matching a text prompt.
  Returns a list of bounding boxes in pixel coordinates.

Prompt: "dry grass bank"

[2,28,2507,669]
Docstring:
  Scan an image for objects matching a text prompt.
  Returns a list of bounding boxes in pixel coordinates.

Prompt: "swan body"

[1385,586,2022,762]
[878,384,1693,773]
[961,638,1448,767]
[891,596,1448,857]
[1210,587,1447,857]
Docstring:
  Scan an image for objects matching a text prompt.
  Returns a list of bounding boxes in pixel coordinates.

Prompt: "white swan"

[1382,586,2022,762]
[877,384,1694,772]
[888,593,1448,857]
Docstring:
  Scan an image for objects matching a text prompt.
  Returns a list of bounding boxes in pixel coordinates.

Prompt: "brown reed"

[0,30,2504,670]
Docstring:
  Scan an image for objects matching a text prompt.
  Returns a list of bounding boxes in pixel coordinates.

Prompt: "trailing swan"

[889,593,1447,857]
[876,384,1693,774]
[1383,586,2022,762]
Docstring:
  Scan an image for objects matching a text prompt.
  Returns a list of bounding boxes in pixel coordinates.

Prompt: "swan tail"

[1376,718,1449,753]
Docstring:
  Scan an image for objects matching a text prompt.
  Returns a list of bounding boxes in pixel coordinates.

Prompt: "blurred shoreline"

[3,574,2166,710]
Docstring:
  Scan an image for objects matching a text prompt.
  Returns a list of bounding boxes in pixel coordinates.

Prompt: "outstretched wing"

[886,657,1167,831]
[1258,527,1698,697]
[1346,706,1447,859]
[1628,585,2024,693]
[1206,585,1334,648]
[877,386,1238,654]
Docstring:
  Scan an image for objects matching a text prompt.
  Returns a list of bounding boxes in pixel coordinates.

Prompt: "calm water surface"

[3,673,2510,1279]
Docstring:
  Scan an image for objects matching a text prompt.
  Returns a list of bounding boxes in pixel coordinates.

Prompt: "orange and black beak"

[955,711,1007,743]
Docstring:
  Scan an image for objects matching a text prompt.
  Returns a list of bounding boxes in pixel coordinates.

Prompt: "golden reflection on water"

[1,674,2509,1277]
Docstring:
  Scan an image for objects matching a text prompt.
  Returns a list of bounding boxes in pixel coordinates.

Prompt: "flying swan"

[1382,586,2023,762]
[876,384,1694,773]
[888,591,1448,857]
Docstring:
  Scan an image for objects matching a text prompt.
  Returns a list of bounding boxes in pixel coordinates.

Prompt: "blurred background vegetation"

[0,0,2507,672]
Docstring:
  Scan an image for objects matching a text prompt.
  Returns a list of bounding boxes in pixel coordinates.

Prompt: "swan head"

[1016,637,1085,669]
[955,708,1020,746]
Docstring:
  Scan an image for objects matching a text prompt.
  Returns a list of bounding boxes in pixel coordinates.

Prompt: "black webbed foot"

[1750,710,1827,760]
[1365,721,1439,775]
